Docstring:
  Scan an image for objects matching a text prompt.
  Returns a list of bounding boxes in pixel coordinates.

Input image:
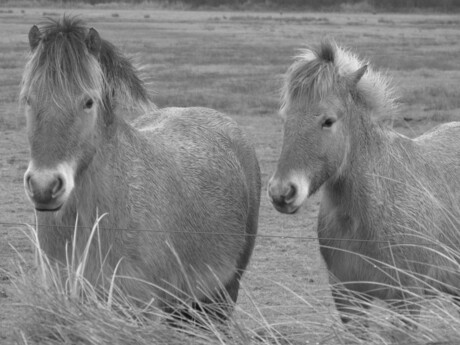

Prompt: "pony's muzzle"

[24,168,67,212]
[268,171,310,214]
[267,177,299,214]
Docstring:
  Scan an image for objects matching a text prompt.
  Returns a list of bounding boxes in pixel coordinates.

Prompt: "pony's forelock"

[20,16,154,114]
[20,17,105,110]
[281,40,397,114]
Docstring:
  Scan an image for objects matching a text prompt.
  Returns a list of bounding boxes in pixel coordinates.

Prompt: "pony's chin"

[273,203,301,215]
[35,203,63,212]
[285,206,300,214]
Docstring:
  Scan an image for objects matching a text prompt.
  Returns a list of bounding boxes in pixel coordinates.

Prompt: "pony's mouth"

[285,206,300,214]
[35,204,63,212]
[272,202,300,215]
[284,206,300,214]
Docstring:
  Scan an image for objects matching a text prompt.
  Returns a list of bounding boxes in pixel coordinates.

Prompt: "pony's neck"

[57,114,135,229]
[325,107,390,218]
[36,115,139,270]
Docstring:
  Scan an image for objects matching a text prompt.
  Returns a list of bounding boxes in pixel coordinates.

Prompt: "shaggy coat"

[269,40,460,323]
[21,17,261,314]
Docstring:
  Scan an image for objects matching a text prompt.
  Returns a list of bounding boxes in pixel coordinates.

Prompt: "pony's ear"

[346,65,368,86]
[85,28,102,57]
[28,25,41,51]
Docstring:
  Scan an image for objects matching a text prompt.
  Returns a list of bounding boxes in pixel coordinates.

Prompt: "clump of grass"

[11,205,460,344]
[322,177,460,343]
[12,218,279,344]
[325,266,460,343]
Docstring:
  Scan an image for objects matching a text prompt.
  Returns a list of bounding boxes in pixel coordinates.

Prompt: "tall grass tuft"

[11,212,460,344]
[12,216,282,345]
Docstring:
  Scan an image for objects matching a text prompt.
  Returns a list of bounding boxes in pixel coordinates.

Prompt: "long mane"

[20,16,153,113]
[281,40,397,115]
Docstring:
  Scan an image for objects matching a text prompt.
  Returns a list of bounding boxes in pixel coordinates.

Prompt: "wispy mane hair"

[281,40,397,114]
[20,16,152,113]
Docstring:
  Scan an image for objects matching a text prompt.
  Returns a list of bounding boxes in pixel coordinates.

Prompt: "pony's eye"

[322,118,336,128]
[84,98,94,110]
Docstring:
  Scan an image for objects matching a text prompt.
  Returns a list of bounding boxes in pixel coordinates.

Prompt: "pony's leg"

[327,272,371,326]
[387,298,421,329]
[164,292,234,327]
[222,271,241,303]
[331,284,372,326]
[453,295,460,308]
[193,271,241,322]
[197,202,260,322]
[442,282,460,310]
[449,293,460,312]
[197,203,259,322]
[436,283,460,312]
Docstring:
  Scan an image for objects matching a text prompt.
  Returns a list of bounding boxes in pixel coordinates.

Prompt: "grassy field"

[1,6,460,345]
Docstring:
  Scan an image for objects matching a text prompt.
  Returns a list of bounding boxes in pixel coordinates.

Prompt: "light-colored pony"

[20,17,261,319]
[268,40,460,325]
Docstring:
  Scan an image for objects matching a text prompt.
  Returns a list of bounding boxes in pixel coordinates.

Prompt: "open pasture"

[1,7,460,344]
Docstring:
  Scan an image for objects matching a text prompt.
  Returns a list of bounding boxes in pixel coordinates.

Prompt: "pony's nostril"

[285,183,297,202]
[271,194,286,207]
[25,174,35,197]
[51,176,65,198]
[270,184,297,207]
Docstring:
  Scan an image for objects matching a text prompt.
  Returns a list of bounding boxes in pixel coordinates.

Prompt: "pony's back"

[414,122,460,234]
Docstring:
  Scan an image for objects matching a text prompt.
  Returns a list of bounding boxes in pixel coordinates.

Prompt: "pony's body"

[319,121,460,306]
[38,107,260,308]
[268,40,460,323]
[22,17,260,314]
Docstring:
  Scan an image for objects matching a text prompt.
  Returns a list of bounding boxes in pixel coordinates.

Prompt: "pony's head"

[20,17,150,211]
[268,41,395,214]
